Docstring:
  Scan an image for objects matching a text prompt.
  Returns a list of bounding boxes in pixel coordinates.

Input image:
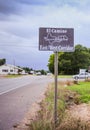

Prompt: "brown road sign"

[39,27,74,52]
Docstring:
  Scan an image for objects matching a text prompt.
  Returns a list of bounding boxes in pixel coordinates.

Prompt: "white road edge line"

[0,84,30,96]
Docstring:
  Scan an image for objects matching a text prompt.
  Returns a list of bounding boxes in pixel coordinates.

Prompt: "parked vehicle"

[36,72,41,75]
[73,72,90,79]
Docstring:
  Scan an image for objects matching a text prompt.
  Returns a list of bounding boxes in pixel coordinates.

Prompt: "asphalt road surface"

[0,75,53,130]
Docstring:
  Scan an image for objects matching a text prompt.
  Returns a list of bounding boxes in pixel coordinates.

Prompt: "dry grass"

[56,114,90,130]
[28,80,90,130]
[56,107,90,130]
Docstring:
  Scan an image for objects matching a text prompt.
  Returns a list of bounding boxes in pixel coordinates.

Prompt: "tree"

[48,44,90,75]
[0,59,6,66]
[47,54,54,74]
[23,67,32,73]
[40,69,47,75]
[71,44,90,74]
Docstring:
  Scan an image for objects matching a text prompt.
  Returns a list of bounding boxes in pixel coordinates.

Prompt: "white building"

[0,64,25,75]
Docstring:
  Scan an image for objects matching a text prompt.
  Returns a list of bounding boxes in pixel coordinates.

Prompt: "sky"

[0,0,90,70]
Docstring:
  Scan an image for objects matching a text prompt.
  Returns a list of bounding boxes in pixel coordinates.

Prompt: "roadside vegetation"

[0,58,6,65]
[69,80,90,103]
[28,80,90,130]
[58,75,72,78]
[5,74,23,78]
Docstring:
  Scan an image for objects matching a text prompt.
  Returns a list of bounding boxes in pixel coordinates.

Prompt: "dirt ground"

[15,93,45,130]
[56,103,90,130]
[68,103,90,122]
[15,103,90,130]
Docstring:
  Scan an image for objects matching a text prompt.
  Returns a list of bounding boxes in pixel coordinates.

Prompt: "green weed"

[29,81,90,130]
[69,82,90,103]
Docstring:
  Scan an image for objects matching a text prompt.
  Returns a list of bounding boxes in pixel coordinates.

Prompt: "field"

[3,74,24,78]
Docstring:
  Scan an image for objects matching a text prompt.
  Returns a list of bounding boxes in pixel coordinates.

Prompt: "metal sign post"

[54,51,58,128]
[39,27,74,129]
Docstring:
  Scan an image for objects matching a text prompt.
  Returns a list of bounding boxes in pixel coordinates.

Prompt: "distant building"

[79,69,86,74]
[29,70,35,75]
[0,64,25,75]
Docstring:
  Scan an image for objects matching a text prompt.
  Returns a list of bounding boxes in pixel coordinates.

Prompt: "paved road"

[0,75,53,130]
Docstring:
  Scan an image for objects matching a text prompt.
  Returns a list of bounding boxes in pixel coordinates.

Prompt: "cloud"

[0,1,90,47]
[0,0,89,15]
[16,0,47,5]
[0,0,90,69]
[0,0,19,15]
[0,0,50,16]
